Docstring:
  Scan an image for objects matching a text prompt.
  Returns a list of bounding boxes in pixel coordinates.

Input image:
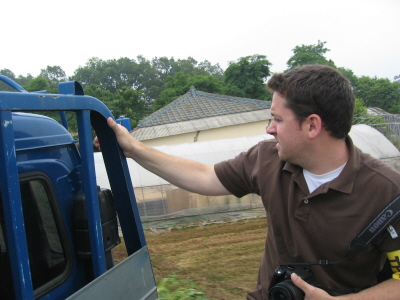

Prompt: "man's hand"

[93,117,137,158]
[291,273,334,300]
[293,274,400,300]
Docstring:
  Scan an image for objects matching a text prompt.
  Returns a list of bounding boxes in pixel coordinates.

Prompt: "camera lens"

[269,280,304,300]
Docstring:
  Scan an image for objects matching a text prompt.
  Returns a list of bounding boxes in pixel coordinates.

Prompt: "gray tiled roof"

[132,109,272,140]
[137,86,271,128]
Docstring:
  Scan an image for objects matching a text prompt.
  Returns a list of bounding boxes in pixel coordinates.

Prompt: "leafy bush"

[157,274,208,300]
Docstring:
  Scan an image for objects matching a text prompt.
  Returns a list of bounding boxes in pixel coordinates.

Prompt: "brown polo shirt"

[214,137,400,299]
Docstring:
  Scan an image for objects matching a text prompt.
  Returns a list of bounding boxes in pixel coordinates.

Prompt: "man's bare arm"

[94,117,230,196]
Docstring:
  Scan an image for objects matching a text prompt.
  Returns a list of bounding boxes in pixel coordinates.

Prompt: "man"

[95,65,400,299]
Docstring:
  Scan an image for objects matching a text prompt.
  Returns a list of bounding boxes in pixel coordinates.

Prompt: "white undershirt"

[303,164,346,194]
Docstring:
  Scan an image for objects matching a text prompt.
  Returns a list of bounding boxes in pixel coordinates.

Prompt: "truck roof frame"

[0,76,150,299]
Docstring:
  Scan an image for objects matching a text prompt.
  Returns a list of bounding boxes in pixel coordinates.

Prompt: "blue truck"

[0,76,157,299]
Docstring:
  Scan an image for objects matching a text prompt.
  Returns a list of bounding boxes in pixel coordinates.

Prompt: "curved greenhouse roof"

[94,124,400,189]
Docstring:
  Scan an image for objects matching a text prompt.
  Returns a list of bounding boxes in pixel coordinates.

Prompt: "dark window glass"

[0,206,14,299]
[0,175,69,299]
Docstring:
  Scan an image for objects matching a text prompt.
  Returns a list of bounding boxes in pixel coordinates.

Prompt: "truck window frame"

[0,172,72,299]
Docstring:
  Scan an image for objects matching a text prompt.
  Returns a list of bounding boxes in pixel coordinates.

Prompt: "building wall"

[141,120,272,147]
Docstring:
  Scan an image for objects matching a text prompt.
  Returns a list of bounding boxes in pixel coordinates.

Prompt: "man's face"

[267,92,309,165]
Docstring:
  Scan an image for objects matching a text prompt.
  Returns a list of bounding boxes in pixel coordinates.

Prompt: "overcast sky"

[2,0,399,80]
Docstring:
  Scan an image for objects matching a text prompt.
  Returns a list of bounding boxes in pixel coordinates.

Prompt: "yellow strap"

[387,250,400,280]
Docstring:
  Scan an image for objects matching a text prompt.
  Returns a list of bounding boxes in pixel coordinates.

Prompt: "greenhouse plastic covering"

[94,124,400,227]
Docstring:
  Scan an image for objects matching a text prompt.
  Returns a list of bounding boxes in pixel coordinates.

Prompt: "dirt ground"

[112,217,268,300]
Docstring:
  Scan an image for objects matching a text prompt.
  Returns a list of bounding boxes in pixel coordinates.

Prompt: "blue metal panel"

[13,112,74,151]
[91,112,147,254]
[0,111,34,300]
[0,91,112,116]
[116,116,132,131]
[58,81,84,96]
[77,110,107,276]
[66,247,157,300]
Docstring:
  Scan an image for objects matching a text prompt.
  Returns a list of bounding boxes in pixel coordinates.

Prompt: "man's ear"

[306,114,322,139]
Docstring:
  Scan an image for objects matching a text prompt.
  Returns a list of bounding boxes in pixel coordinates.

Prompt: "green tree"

[353,98,368,116]
[224,54,271,100]
[353,76,400,113]
[149,57,223,103]
[25,76,49,92]
[151,56,176,79]
[197,60,224,80]
[152,72,189,110]
[72,57,136,93]
[38,65,67,93]
[337,67,359,87]
[72,56,223,103]
[221,84,247,98]
[84,84,116,110]
[171,57,223,78]
[141,56,223,102]
[352,98,388,142]
[135,55,164,102]
[172,57,203,75]
[19,76,62,129]
[40,65,66,82]
[153,72,224,111]
[0,69,18,91]
[286,40,336,71]
[112,87,148,127]
[16,74,34,87]
[151,56,223,80]
[84,85,149,128]
[0,70,36,91]
[0,68,17,80]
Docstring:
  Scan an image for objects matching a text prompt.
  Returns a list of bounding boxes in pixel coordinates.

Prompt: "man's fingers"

[107,117,127,133]
[107,117,117,127]
[93,136,100,150]
[93,118,117,151]
[291,273,332,299]
[291,273,310,293]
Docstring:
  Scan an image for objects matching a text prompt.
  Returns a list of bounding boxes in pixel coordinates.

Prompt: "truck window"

[0,202,13,299]
[0,174,71,299]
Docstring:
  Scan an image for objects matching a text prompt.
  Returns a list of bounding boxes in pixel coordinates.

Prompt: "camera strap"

[348,194,400,256]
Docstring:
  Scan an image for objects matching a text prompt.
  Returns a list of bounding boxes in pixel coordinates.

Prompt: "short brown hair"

[267,64,354,139]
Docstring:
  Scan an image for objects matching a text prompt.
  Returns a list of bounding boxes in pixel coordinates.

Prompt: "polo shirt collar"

[282,136,360,195]
[282,162,308,194]
[330,136,360,194]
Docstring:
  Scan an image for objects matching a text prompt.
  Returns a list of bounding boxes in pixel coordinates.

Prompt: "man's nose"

[266,122,275,135]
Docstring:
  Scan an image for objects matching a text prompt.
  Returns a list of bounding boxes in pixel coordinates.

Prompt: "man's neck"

[303,136,349,175]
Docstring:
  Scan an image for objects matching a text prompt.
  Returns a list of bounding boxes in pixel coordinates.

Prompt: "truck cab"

[0,76,157,299]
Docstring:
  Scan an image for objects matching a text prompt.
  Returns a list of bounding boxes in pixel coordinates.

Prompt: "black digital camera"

[268,265,315,300]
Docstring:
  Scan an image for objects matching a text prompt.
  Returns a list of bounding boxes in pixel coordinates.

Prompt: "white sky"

[2,0,399,80]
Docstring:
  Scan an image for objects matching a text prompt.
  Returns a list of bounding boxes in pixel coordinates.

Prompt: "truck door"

[0,173,71,299]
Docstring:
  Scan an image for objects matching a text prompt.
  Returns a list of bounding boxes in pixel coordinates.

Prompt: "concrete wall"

[141,120,271,147]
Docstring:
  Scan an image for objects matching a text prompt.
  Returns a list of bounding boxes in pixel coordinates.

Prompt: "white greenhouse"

[94,124,400,226]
